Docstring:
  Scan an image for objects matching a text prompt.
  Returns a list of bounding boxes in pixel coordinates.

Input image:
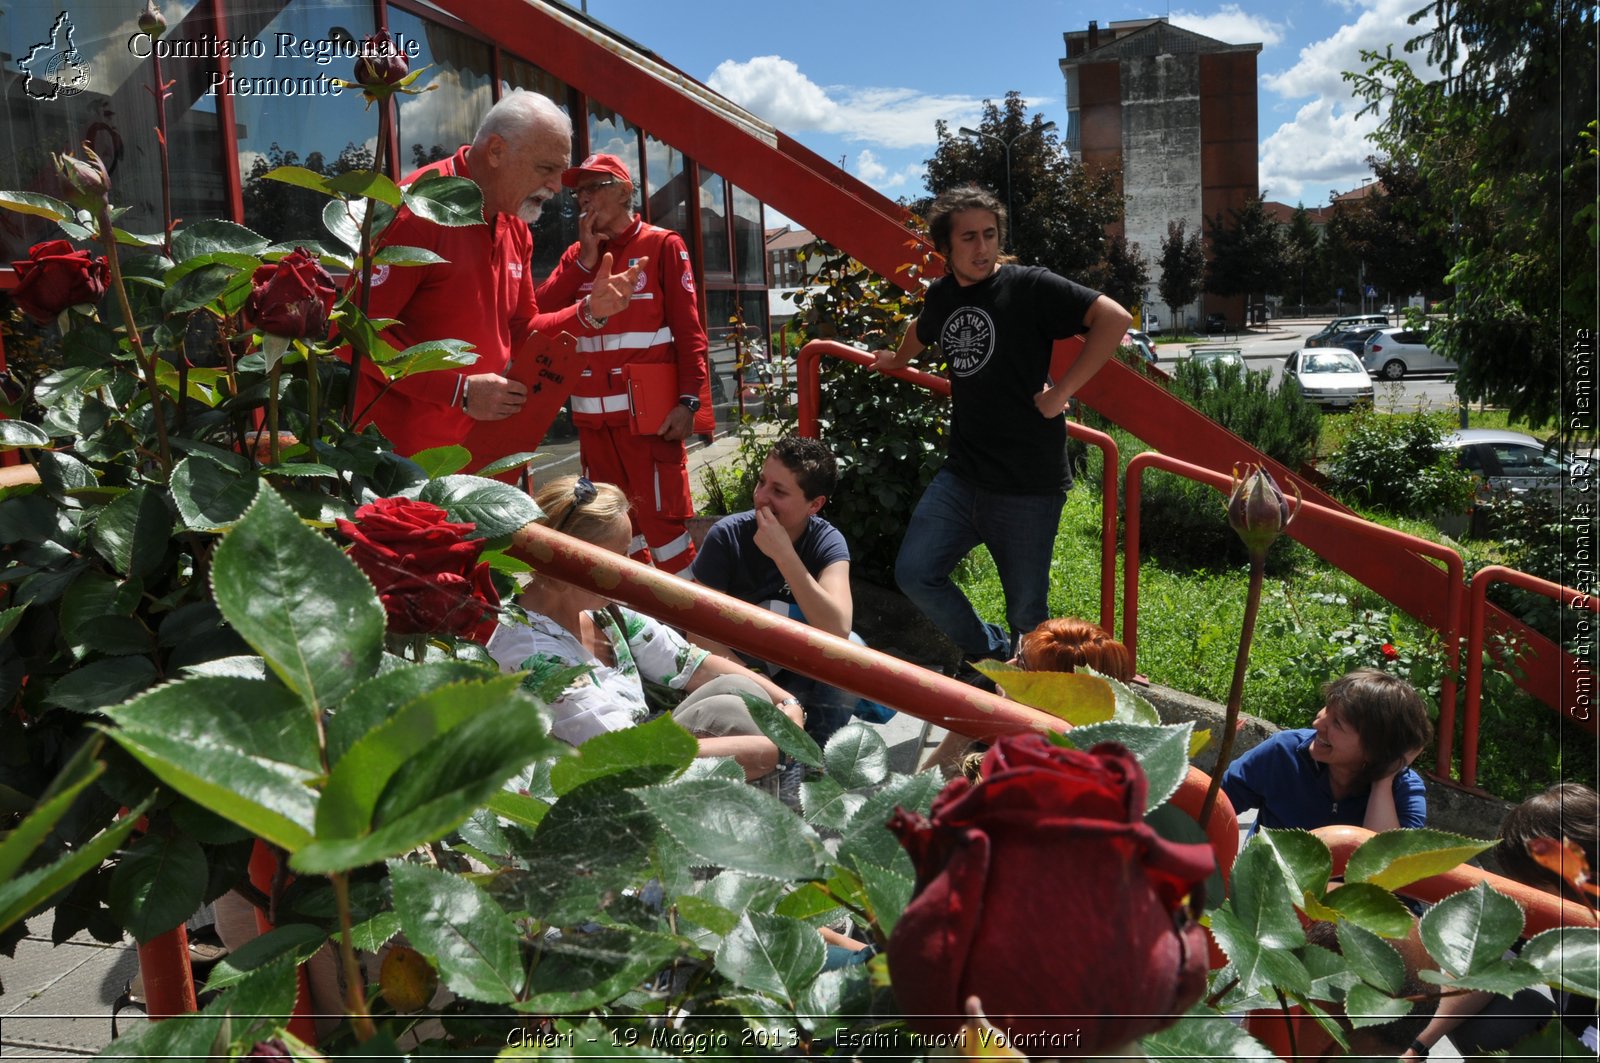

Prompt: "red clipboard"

[624,362,677,436]
[463,330,585,479]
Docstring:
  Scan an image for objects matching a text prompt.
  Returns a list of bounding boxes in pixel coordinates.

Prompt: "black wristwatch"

[677,395,701,413]
[1409,1039,1429,1058]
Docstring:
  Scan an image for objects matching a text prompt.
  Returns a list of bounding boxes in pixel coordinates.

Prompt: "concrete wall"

[1122,52,1204,328]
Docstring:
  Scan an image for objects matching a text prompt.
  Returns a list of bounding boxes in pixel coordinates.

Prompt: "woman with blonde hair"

[487,475,803,787]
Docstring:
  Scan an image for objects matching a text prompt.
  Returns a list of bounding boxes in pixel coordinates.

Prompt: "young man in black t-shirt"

[874,185,1131,668]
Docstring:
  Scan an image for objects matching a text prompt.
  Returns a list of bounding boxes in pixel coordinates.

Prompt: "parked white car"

[1283,348,1374,410]
[1443,429,1591,497]
[1361,328,1455,379]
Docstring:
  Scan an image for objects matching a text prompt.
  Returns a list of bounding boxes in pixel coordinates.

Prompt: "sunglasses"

[552,476,598,535]
[574,179,620,197]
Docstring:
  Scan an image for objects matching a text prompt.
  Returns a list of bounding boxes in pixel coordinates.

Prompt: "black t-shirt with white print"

[915,264,1101,494]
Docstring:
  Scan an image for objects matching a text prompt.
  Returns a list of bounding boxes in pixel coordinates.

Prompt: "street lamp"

[957,120,1056,252]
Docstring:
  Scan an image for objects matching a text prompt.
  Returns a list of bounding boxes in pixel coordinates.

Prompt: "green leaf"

[746,695,823,769]
[1141,1006,1278,1059]
[1418,957,1545,996]
[408,444,472,478]
[1208,906,1313,996]
[322,197,396,254]
[1255,828,1333,900]
[1419,881,1526,977]
[162,262,238,315]
[1520,926,1600,997]
[1320,882,1417,939]
[475,451,543,479]
[0,190,73,221]
[0,420,50,449]
[836,771,942,876]
[643,777,827,881]
[0,603,26,643]
[714,911,826,1005]
[169,455,258,531]
[211,482,385,714]
[261,165,337,196]
[325,169,405,206]
[501,783,657,926]
[0,800,149,936]
[372,244,448,266]
[549,714,697,795]
[973,661,1116,724]
[402,174,484,227]
[325,660,491,764]
[108,832,207,942]
[1221,841,1308,947]
[418,474,543,540]
[348,911,402,954]
[800,775,865,831]
[0,757,104,883]
[172,219,270,262]
[1498,1011,1592,1057]
[518,926,683,1013]
[1344,829,1493,891]
[1341,982,1414,1029]
[822,723,889,789]
[1337,919,1406,994]
[1065,720,1192,810]
[389,860,524,1004]
[90,487,172,579]
[294,678,557,873]
[43,656,159,713]
[104,676,321,851]
[202,923,327,993]
[856,861,913,936]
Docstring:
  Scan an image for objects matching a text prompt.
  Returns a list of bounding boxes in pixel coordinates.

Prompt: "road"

[1158,318,1463,415]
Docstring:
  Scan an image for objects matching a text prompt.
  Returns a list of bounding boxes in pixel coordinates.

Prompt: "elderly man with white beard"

[345,90,641,457]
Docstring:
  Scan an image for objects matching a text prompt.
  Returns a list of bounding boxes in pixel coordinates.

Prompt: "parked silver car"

[1283,348,1374,410]
[1361,328,1454,379]
[1443,429,1591,497]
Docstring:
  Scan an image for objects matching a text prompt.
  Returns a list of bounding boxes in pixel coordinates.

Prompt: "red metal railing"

[1122,451,1465,779]
[1464,566,1597,789]
[796,338,1121,636]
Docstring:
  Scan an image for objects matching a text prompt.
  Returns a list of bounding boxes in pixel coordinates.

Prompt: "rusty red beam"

[1123,451,1465,780]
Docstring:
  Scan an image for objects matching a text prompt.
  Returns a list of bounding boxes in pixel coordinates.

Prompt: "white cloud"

[852,150,924,191]
[707,55,989,149]
[854,148,887,184]
[1168,4,1287,48]
[1261,0,1428,100]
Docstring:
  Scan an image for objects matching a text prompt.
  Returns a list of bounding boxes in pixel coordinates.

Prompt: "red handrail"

[795,338,1121,636]
[1464,566,1597,789]
[1122,452,1465,780]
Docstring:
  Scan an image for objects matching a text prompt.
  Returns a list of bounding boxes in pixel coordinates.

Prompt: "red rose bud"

[335,497,500,639]
[1381,643,1399,660]
[353,34,409,93]
[1227,463,1294,558]
[10,239,109,323]
[54,147,111,212]
[241,247,336,340]
[888,736,1214,1055]
[137,0,167,39]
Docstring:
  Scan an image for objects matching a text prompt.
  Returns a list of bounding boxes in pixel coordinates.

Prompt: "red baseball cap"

[561,153,633,188]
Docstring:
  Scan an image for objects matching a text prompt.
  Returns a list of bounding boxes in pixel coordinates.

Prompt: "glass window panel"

[643,135,689,242]
[698,170,730,275]
[730,182,763,284]
[739,290,770,354]
[703,288,737,410]
[0,0,226,260]
[585,103,639,176]
[227,0,378,242]
[386,9,493,171]
[499,55,566,103]
[501,58,576,276]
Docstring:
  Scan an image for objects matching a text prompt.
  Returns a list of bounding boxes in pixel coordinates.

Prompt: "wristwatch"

[677,395,701,413]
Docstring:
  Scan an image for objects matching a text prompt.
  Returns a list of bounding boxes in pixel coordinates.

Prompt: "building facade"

[1060,17,1260,329]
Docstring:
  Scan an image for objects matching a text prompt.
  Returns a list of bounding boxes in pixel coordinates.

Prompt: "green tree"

[1319,201,1365,311]
[920,91,1120,278]
[1157,219,1206,330]
[1337,157,1451,305]
[1090,234,1150,314]
[1347,0,1597,427]
[1204,195,1287,310]
[1281,205,1323,314]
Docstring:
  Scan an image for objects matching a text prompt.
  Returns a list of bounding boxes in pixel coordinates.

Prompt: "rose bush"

[887,735,1214,1054]
[10,239,109,323]
[336,497,499,641]
[241,246,337,340]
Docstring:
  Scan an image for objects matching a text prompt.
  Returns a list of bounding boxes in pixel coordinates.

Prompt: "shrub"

[1324,407,1479,518]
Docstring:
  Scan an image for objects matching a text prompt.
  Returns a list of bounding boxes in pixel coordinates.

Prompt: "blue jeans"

[895,469,1065,661]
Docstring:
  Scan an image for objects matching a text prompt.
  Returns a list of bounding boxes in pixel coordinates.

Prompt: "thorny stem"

[148,56,174,255]
[1274,987,1298,1059]
[98,205,173,473]
[1200,552,1266,827]
[344,111,390,426]
[332,872,377,1042]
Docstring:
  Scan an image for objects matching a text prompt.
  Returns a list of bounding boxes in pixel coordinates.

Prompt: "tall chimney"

[1088,20,1100,49]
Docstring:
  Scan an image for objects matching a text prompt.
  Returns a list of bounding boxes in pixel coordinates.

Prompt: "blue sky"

[586,0,1438,221]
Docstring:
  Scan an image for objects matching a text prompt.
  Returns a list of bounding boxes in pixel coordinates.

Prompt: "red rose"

[887,735,1214,1055]
[10,240,109,324]
[1381,643,1399,660]
[353,33,409,94]
[241,247,336,340]
[336,497,500,641]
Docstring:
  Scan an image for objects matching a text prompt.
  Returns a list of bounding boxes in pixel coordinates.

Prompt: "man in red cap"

[347,92,642,457]
[538,153,711,573]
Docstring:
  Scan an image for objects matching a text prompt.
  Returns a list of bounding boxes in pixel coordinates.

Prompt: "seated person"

[1403,782,1599,1058]
[688,436,865,745]
[487,475,804,789]
[925,617,1133,777]
[1222,668,1431,834]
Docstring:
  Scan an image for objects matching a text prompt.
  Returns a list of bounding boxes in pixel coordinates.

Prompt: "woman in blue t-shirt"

[1222,669,1432,833]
